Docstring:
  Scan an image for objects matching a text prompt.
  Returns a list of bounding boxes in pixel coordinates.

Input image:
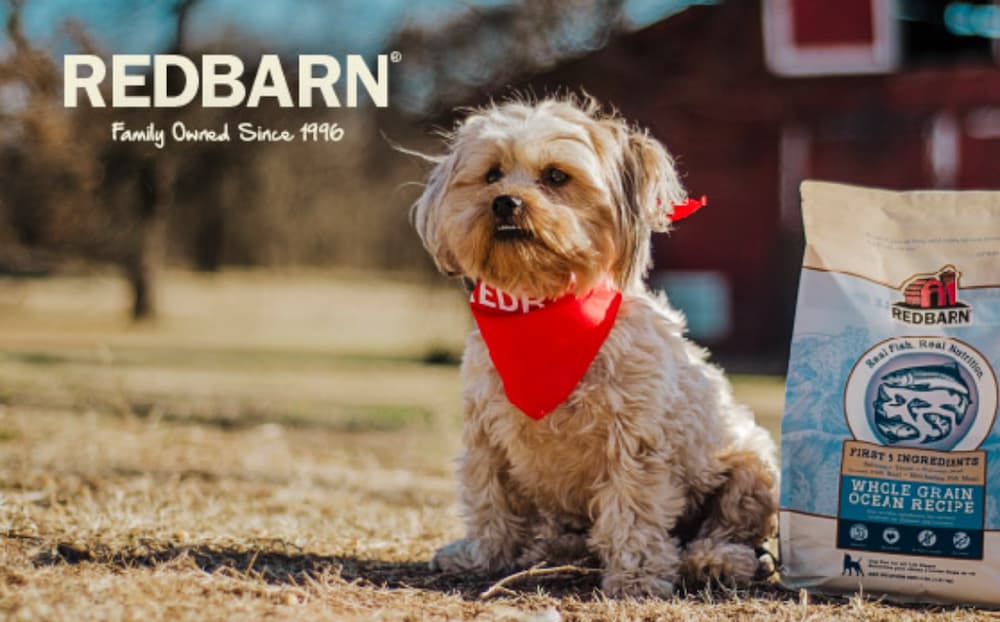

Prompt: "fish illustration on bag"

[872,363,971,444]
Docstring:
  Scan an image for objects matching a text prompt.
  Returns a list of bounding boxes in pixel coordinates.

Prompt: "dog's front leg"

[589,439,688,598]
[430,426,531,574]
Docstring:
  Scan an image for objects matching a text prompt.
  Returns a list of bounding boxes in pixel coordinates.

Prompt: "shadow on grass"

[33,541,508,597]
[31,540,809,603]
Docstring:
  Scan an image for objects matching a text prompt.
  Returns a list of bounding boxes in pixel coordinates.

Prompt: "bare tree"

[0,0,193,319]
[389,0,626,114]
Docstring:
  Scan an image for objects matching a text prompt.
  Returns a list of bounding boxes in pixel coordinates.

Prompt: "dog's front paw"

[430,538,507,574]
[681,539,759,586]
[601,571,675,599]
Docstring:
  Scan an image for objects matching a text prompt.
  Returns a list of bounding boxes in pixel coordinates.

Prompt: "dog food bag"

[780,181,1000,605]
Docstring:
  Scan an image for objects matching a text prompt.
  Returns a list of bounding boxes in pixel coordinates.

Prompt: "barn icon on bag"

[891,266,971,326]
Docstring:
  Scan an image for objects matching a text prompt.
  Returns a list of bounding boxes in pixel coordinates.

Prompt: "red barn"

[904,267,960,308]
[508,0,1000,364]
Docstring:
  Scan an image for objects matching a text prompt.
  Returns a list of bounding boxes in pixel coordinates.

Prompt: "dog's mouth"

[493,224,532,241]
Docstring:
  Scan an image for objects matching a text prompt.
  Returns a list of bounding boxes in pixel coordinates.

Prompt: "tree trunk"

[126,231,158,321]
[124,158,170,321]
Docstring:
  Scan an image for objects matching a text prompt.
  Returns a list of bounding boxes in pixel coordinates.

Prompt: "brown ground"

[0,271,992,620]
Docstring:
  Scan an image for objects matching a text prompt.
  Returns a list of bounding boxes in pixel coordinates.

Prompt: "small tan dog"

[412,95,777,597]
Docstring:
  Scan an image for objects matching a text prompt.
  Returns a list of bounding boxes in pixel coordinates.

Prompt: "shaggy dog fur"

[412,95,778,598]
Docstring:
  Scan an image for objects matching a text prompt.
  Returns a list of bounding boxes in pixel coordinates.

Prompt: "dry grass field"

[0,271,993,621]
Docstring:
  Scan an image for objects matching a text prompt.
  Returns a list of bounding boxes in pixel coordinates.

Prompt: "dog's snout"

[492,195,523,219]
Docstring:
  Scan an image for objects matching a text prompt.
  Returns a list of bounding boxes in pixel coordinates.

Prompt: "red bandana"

[670,195,707,221]
[469,281,622,420]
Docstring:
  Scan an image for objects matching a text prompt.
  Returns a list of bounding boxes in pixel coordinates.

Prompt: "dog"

[412,94,778,597]
[842,554,864,576]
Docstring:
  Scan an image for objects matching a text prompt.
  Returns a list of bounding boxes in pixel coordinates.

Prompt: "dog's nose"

[492,195,523,219]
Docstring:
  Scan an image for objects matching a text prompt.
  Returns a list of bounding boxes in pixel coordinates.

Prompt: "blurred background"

[0,0,998,423]
[2,6,999,617]
[2,5,997,614]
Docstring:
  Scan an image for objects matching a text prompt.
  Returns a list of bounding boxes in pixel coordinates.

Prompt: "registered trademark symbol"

[390,51,402,63]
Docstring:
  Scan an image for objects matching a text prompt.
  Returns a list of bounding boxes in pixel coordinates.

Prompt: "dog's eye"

[543,167,569,186]
[485,167,503,184]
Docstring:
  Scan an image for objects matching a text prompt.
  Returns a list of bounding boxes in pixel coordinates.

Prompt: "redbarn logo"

[891,265,971,326]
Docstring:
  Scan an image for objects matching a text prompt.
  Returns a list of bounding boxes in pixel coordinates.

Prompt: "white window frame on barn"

[762,0,899,76]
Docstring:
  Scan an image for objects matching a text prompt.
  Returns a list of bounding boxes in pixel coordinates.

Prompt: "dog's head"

[412,95,686,299]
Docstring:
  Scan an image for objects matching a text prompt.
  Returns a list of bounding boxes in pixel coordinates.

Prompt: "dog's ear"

[411,154,462,276]
[621,129,687,233]
[605,124,686,291]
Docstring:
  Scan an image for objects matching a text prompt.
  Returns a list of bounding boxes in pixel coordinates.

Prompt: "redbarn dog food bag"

[780,181,1000,605]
